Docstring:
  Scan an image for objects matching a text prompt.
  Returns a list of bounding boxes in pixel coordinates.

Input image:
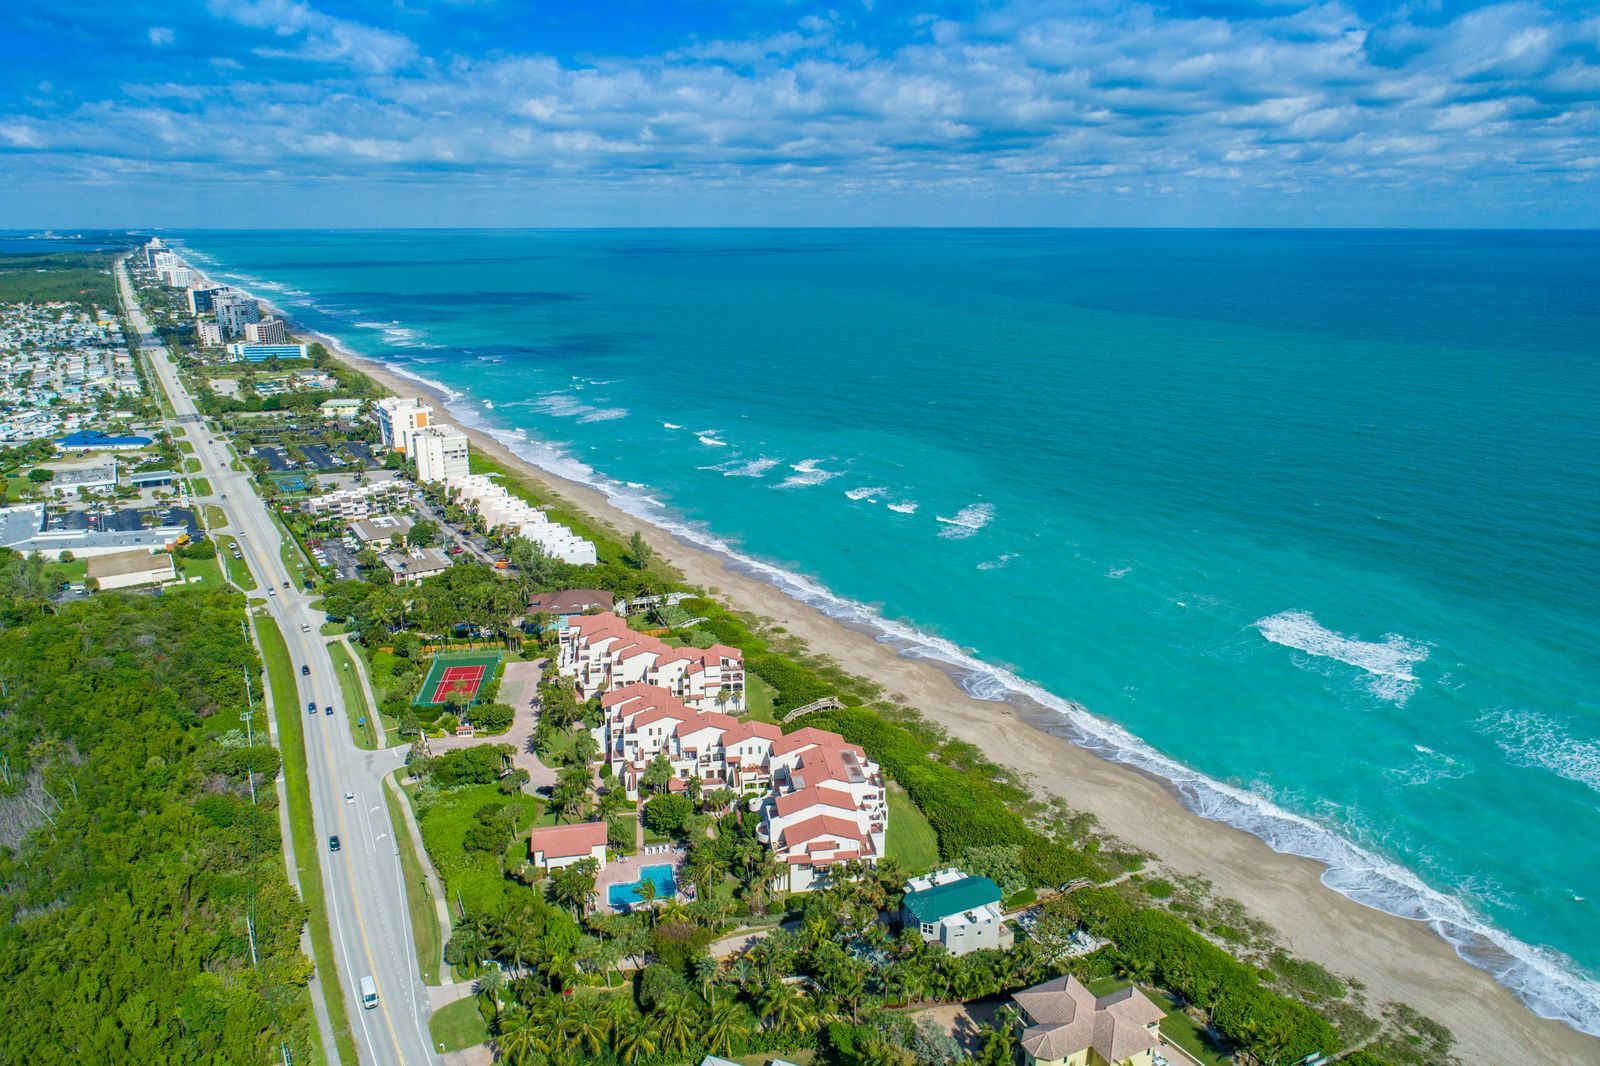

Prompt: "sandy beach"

[278,312,1596,1064]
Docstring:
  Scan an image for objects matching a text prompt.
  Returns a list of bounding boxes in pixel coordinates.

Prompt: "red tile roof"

[529,821,606,860]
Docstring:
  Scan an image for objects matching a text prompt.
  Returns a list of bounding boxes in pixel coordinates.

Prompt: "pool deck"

[595,847,684,914]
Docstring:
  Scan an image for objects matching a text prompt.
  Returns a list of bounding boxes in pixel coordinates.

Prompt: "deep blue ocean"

[177,229,1600,1033]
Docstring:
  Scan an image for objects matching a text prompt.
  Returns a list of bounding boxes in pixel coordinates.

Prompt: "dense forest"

[0,250,122,307]
[0,559,317,1064]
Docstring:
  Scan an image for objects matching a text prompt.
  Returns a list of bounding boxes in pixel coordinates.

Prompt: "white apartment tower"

[375,397,433,453]
[409,423,471,483]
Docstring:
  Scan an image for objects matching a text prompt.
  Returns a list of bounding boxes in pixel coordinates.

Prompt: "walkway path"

[386,772,454,985]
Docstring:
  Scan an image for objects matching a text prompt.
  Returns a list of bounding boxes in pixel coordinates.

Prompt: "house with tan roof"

[1011,974,1167,1066]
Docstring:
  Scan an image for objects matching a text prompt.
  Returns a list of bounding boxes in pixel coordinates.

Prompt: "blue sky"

[2,0,1598,227]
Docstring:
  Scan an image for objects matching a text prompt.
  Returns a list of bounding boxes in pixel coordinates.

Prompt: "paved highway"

[119,262,437,1066]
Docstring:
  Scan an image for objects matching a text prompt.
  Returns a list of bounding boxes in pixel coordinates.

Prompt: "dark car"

[324,706,334,716]
[300,664,310,676]
[328,836,340,852]
[306,701,316,715]
[282,581,290,590]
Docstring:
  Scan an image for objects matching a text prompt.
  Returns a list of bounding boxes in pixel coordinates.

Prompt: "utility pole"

[241,665,257,806]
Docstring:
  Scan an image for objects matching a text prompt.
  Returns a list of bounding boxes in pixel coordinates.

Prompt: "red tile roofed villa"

[1012,974,1167,1066]
[760,728,887,892]
[595,682,781,799]
[528,821,608,872]
[558,611,745,712]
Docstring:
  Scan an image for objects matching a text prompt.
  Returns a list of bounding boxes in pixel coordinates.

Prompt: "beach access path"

[275,303,1599,1066]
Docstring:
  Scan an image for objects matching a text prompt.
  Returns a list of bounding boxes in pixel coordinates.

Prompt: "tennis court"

[413,651,501,707]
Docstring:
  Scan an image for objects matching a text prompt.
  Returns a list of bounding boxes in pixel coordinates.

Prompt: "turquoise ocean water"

[177,229,1600,1033]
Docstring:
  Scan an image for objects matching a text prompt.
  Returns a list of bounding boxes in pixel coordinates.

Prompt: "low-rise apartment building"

[558,611,745,712]
[445,473,597,565]
[303,479,415,519]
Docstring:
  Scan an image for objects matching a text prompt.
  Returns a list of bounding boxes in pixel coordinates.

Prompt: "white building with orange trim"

[558,612,745,713]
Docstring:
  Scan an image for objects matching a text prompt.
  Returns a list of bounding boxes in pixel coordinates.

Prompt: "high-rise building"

[187,286,225,314]
[214,294,261,337]
[144,238,166,268]
[409,423,471,483]
[159,266,192,288]
[196,319,224,347]
[244,317,288,344]
[375,397,432,453]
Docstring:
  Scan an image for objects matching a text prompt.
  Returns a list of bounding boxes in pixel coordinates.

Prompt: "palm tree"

[651,992,697,1054]
[474,966,504,1023]
[565,995,608,1057]
[701,994,750,1056]
[637,876,657,915]
[614,1015,657,1064]
[757,980,811,1034]
[691,953,720,1002]
[493,1004,542,1065]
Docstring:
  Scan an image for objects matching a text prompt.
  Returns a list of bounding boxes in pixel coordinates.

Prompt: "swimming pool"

[607,863,677,907]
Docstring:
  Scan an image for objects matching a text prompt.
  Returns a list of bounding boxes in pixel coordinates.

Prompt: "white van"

[360,975,378,1010]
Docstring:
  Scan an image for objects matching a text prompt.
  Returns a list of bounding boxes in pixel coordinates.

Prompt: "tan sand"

[288,317,1595,1064]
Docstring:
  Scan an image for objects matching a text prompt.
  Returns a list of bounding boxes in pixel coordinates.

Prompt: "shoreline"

[234,286,1594,1062]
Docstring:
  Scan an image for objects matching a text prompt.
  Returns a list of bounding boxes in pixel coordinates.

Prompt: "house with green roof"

[900,869,1013,956]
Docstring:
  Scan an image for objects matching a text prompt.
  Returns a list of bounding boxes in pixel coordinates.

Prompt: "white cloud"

[148,27,175,47]
[4,0,1599,216]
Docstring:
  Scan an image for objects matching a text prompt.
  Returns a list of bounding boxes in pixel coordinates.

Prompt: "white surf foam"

[165,249,1600,1039]
[1108,566,1131,579]
[1477,708,1600,795]
[663,422,683,430]
[1255,610,1429,704]
[532,393,628,424]
[704,457,779,478]
[887,500,919,514]
[977,552,1018,571]
[845,485,887,501]
[696,432,728,447]
[777,459,840,489]
[935,502,994,539]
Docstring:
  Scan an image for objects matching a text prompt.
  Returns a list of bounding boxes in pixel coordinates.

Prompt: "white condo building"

[244,318,288,345]
[375,397,433,453]
[445,473,598,565]
[196,319,224,347]
[557,611,744,712]
[408,423,470,483]
[589,681,885,891]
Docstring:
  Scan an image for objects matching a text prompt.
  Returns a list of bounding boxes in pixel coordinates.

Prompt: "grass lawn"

[383,779,444,985]
[203,504,227,528]
[183,457,201,473]
[745,672,778,723]
[190,476,212,496]
[536,726,577,765]
[1160,1008,1232,1066]
[428,995,489,1053]
[177,553,223,588]
[610,814,638,855]
[44,558,88,586]
[177,439,195,454]
[327,640,380,750]
[216,536,258,591]
[885,783,939,874]
[257,615,359,1066]
[416,784,543,918]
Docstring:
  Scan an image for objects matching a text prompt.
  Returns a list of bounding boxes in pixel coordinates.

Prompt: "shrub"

[643,793,693,836]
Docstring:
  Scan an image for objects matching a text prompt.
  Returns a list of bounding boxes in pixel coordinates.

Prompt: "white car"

[267,588,275,597]
[344,791,354,803]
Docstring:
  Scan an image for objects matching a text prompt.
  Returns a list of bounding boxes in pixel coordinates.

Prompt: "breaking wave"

[1255,610,1429,704]
[935,502,994,539]
[845,485,887,501]
[777,459,840,489]
[1476,708,1600,795]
